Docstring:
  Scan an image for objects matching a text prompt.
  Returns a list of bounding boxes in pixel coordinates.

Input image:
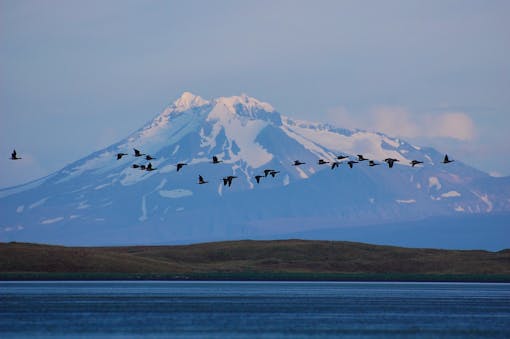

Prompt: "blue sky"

[1,0,509,188]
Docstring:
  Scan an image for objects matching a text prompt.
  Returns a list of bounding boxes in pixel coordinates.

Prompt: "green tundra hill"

[1,240,509,281]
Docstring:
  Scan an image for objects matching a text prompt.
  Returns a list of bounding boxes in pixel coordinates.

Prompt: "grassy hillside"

[1,240,509,281]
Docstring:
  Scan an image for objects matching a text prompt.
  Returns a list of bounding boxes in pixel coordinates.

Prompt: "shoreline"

[2,272,510,283]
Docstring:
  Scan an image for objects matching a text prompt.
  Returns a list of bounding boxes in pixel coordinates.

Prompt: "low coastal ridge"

[1,240,509,282]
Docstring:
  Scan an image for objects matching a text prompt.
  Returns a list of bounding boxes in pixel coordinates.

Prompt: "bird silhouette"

[140,165,146,170]
[357,154,369,161]
[347,160,358,168]
[133,148,145,157]
[318,159,329,165]
[337,155,348,160]
[10,149,21,160]
[212,156,222,164]
[198,175,208,184]
[442,154,454,164]
[132,164,141,169]
[254,175,264,184]
[411,160,423,167]
[369,160,380,167]
[292,160,306,166]
[146,163,156,171]
[176,163,187,172]
[116,153,127,160]
[384,158,399,168]
[223,175,237,187]
[145,155,156,161]
[269,170,280,178]
[331,162,340,169]
[264,169,274,177]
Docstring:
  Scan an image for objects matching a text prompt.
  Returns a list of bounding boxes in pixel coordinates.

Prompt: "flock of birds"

[9,148,455,188]
[117,149,281,187]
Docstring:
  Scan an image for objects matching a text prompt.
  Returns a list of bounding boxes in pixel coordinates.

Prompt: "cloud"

[489,171,505,178]
[371,107,420,139]
[429,112,475,141]
[326,106,476,141]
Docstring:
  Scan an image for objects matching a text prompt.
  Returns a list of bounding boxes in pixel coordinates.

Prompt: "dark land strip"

[1,240,509,282]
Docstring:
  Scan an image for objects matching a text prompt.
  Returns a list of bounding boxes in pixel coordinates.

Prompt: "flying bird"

[140,165,146,170]
[331,162,340,169]
[369,160,379,167]
[411,160,423,167]
[336,155,348,160]
[212,156,222,164]
[318,159,329,165]
[357,154,369,161]
[384,158,399,168]
[10,149,21,160]
[145,155,156,161]
[133,148,145,157]
[254,175,264,184]
[269,170,280,178]
[146,163,156,171]
[132,164,141,169]
[223,175,237,187]
[176,163,187,172]
[347,160,358,168]
[263,169,274,177]
[442,154,454,164]
[116,153,128,160]
[292,160,306,166]
[198,175,208,184]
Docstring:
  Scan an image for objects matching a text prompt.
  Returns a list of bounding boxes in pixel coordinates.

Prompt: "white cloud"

[489,171,505,178]
[428,112,475,141]
[325,106,359,130]
[326,106,476,141]
[371,107,420,139]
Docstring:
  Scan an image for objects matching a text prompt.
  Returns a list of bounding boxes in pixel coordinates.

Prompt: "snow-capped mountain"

[1,92,509,248]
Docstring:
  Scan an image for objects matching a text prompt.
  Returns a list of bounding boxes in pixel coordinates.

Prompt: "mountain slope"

[0,92,509,247]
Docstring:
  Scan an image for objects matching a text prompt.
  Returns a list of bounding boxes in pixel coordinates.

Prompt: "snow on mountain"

[1,92,509,247]
[173,91,209,111]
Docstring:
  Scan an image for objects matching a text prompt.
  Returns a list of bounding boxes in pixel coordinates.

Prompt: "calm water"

[1,281,509,338]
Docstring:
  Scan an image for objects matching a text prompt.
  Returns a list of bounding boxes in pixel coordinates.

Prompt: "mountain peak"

[214,94,274,113]
[172,92,209,111]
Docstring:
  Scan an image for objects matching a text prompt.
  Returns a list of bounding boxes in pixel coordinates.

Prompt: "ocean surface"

[1,281,509,338]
